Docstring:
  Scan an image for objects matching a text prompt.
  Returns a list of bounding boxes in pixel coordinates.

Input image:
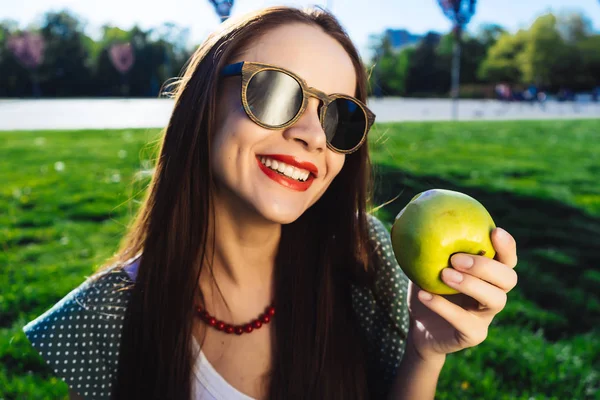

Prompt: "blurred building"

[384,29,423,53]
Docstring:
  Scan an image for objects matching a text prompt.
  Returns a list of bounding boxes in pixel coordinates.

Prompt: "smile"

[259,156,311,182]
[256,155,316,192]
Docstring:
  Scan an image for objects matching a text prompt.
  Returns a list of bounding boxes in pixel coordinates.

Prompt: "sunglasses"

[220,61,376,154]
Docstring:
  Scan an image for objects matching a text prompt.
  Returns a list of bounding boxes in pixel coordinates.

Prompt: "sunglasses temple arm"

[221,62,245,77]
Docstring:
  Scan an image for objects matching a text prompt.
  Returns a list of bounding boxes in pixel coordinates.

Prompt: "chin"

[256,205,305,225]
[247,186,316,225]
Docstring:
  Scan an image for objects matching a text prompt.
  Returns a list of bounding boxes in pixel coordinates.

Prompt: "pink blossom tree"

[109,42,135,96]
[7,32,46,97]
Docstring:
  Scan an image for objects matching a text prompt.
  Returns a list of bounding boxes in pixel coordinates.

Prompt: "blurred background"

[1,0,599,399]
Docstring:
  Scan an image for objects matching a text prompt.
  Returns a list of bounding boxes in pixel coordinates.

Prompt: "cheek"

[213,82,244,138]
[315,152,345,196]
[211,105,248,157]
[328,152,346,180]
[210,123,230,163]
[307,153,345,208]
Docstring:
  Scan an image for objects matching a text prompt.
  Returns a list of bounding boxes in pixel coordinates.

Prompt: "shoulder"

[22,261,136,399]
[366,211,389,233]
[364,213,403,289]
[354,213,411,397]
[358,213,410,335]
[366,213,410,341]
[365,213,394,258]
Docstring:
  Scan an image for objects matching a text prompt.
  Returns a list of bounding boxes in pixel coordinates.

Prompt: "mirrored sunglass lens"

[323,98,366,151]
[246,70,303,126]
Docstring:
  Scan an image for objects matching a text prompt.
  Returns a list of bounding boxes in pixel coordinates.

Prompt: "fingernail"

[418,291,433,301]
[443,268,464,283]
[497,227,509,241]
[452,254,473,269]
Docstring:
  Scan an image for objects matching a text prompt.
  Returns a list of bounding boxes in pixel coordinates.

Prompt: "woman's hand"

[406,227,519,363]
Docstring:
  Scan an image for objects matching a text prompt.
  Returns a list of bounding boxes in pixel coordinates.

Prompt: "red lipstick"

[256,154,317,192]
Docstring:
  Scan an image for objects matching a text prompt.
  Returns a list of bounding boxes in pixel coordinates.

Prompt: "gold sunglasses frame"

[220,61,376,154]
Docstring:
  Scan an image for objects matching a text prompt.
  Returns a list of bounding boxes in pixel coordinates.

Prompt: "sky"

[3,0,600,61]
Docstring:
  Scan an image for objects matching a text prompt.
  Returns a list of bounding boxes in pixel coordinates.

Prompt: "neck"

[199,190,280,308]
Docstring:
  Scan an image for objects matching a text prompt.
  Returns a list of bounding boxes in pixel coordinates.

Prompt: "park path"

[0,98,598,131]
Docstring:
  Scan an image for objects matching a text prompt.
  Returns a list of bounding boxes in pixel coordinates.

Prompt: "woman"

[22,6,518,400]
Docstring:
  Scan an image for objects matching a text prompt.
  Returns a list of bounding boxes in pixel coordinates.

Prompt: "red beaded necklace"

[196,304,275,335]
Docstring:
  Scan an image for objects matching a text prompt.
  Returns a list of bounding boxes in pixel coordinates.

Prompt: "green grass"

[2,120,599,399]
[369,120,600,217]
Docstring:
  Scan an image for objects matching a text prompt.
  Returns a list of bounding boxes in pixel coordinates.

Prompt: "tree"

[153,22,192,80]
[478,30,526,84]
[476,23,507,48]
[556,12,594,44]
[555,12,597,89]
[518,14,565,87]
[407,32,445,94]
[38,10,94,97]
[576,35,600,88]
[0,13,194,97]
[94,25,192,97]
[437,32,488,85]
[478,12,597,92]
[6,31,45,97]
[109,42,135,96]
[368,33,416,96]
[0,19,32,97]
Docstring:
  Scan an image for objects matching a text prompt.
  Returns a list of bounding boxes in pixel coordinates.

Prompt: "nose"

[282,97,327,152]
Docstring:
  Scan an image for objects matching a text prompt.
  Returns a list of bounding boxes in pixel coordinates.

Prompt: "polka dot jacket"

[22,214,411,399]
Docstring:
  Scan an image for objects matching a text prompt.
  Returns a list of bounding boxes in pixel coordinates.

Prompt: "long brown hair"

[92,5,394,399]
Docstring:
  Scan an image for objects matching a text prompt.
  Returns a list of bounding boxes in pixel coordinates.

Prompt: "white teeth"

[259,156,312,182]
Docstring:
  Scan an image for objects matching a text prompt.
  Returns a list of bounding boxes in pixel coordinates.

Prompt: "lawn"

[1,120,599,399]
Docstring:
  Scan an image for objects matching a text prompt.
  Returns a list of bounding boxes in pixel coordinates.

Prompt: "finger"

[491,227,518,268]
[417,290,488,346]
[440,268,508,314]
[451,253,518,292]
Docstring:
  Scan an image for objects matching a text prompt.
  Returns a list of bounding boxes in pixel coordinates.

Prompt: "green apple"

[390,189,496,295]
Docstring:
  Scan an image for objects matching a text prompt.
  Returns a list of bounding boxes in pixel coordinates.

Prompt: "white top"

[124,257,255,400]
[190,336,256,400]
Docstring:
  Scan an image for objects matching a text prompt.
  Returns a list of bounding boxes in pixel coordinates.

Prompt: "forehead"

[235,23,357,97]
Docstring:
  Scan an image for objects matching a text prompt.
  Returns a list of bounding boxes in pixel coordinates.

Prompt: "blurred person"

[22,6,518,400]
[537,90,547,110]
